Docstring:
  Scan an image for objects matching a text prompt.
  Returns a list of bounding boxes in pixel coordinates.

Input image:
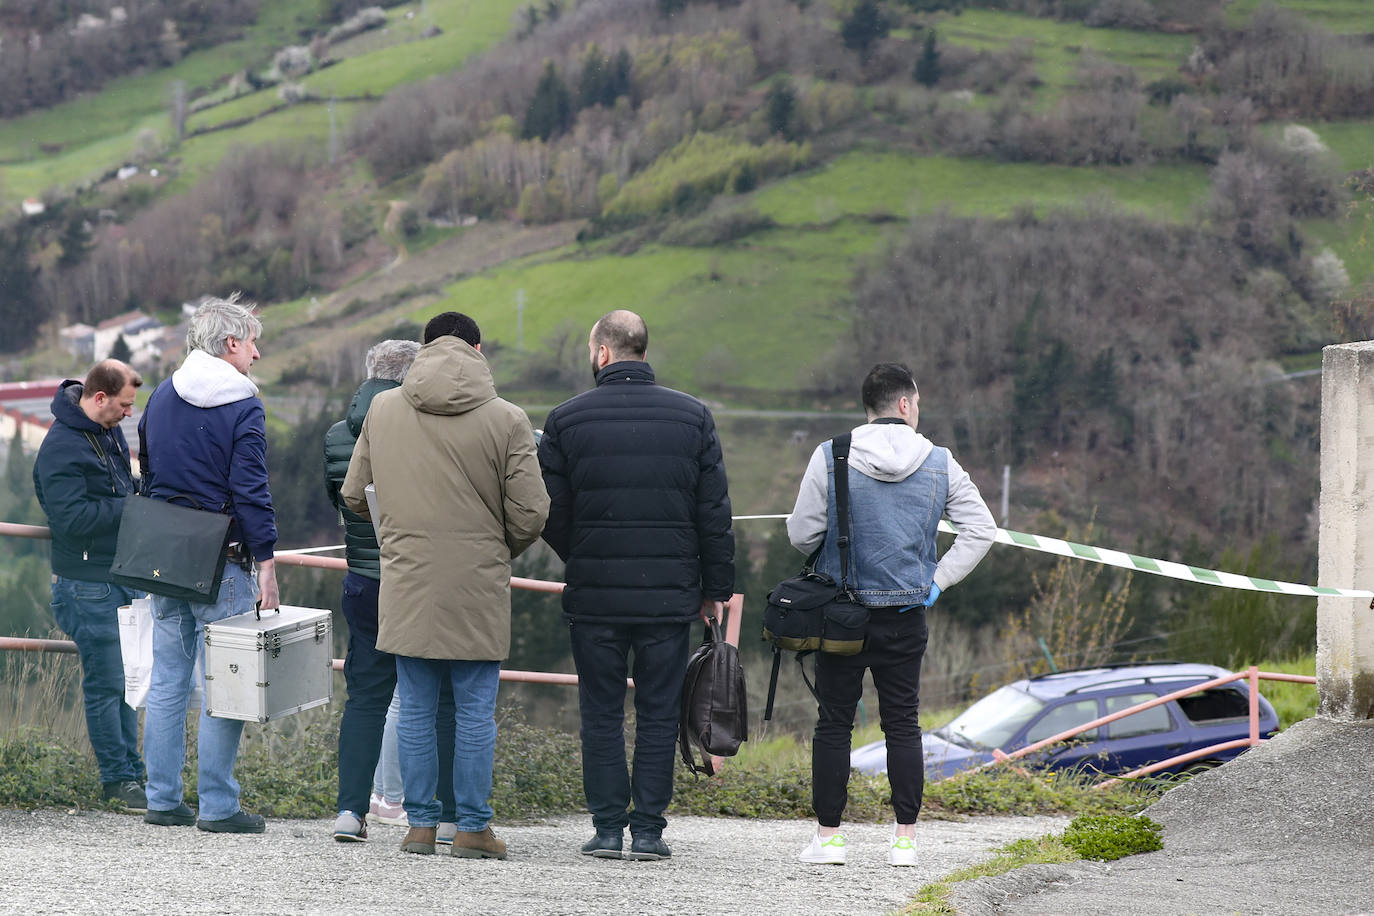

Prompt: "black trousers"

[812,607,929,827]
[569,620,692,839]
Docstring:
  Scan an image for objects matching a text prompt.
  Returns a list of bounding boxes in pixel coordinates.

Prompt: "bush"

[1085,0,1157,30]
[658,207,776,246]
[603,133,810,219]
[1060,813,1163,860]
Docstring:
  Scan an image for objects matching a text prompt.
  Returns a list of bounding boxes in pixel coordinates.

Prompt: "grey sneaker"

[102,780,147,811]
[333,811,367,842]
[436,822,458,846]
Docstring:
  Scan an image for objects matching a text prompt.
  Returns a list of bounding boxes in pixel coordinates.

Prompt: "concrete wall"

[1318,341,1374,719]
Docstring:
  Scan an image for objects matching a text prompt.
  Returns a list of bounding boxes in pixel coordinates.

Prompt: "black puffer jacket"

[323,378,398,580]
[539,361,734,624]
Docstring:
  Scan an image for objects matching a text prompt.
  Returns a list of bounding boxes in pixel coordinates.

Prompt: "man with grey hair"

[325,339,457,844]
[138,293,278,835]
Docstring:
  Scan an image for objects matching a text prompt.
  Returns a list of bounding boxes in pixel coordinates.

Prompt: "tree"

[57,210,92,269]
[841,0,890,63]
[522,61,574,141]
[914,30,942,88]
[764,76,798,140]
[108,335,133,364]
[0,224,42,354]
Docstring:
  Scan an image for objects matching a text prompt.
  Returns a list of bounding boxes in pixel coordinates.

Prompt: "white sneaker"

[436,822,457,846]
[799,832,846,865]
[888,833,917,867]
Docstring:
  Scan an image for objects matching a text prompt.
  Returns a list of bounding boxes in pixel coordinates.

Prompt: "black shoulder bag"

[762,433,869,721]
[110,386,233,603]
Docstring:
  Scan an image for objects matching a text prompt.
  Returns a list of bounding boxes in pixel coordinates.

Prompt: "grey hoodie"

[786,422,995,592]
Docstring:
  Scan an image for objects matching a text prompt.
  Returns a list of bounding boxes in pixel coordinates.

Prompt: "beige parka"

[340,336,550,660]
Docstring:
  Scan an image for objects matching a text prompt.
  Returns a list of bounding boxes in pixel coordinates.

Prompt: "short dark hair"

[861,362,917,415]
[84,360,142,398]
[423,311,481,346]
[591,310,648,360]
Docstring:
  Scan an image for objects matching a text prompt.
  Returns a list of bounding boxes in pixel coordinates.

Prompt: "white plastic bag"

[117,597,153,709]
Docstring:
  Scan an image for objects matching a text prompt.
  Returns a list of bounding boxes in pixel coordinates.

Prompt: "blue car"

[850,662,1281,781]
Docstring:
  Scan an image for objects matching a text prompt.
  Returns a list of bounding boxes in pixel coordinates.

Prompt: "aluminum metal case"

[204,605,333,723]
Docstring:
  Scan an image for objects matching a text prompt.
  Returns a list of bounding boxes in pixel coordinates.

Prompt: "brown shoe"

[451,825,507,860]
[401,826,437,855]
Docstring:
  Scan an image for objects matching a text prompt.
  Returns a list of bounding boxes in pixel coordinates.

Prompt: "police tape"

[732,514,1373,600]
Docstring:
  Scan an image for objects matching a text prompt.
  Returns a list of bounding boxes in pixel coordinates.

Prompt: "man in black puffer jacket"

[539,309,734,862]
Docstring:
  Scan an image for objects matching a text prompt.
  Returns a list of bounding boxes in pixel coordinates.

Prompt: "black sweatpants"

[812,606,929,827]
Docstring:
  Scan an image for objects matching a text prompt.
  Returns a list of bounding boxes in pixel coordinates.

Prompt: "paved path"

[0,810,1065,915]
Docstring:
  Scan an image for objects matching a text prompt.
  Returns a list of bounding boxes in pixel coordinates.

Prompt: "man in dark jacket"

[33,359,146,810]
[325,339,457,845]
[138,294,278,835]
[538,309,735,862]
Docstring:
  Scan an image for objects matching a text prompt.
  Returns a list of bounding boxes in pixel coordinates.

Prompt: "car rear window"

[1105,693,1173,738]
[1177,687,1249,722]
[1025,699,1100,744]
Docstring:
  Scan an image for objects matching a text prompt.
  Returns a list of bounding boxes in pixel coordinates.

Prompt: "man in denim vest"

[33,359,145,810]
[786,363,995,867]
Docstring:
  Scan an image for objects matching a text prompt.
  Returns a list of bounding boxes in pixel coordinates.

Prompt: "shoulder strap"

[832,433,852,589]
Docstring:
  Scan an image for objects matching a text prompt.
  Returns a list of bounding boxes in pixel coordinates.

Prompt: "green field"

[413,222,883,394]
[750,151,1210,225]
[1225,0,1374,33]
[0,0,521,206]
[934,9,1194,98]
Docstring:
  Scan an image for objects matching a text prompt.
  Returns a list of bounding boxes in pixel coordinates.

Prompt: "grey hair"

[186,293,263,356]
[365,339,420,382]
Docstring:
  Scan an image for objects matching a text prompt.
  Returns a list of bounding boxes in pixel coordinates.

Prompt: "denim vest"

[815,445,949,607]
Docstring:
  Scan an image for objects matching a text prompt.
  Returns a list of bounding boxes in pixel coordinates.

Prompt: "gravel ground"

[951,717,1374,916]
[0,809,1065,915]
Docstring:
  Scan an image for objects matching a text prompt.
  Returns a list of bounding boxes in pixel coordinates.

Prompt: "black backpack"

[678,616,748,776]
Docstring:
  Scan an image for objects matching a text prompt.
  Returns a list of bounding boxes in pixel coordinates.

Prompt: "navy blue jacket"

[538,361,734,625]
[33,381,136,582]
[138,366,277,562]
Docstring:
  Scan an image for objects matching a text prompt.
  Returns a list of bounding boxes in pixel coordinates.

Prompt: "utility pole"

[328,94,339,165]
[1000,464,1010,528]
[516,288,525,350]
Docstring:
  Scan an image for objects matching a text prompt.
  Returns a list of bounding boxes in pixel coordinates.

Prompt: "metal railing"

[0,521,745,685]
[976,665,1316,788]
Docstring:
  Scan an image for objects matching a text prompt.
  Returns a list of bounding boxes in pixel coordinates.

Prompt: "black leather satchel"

[110,494,232,603]
[762,433,868,720]
[679,616,748,777]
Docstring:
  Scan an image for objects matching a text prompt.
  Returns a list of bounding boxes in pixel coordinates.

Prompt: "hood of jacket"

[347,378,400,437]
[49,380,103,433]
[171,348,259,407]
[848,421,934,482]
[401,336,495,416]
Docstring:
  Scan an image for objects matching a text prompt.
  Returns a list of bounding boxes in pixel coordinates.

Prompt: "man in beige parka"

[342,311,549,860]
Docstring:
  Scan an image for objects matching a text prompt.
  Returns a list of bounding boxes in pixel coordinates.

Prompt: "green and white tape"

[734,514,1372,599]
[948,522,1374,599]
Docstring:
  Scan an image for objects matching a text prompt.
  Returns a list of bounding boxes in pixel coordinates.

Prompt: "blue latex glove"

[922,583,942,607]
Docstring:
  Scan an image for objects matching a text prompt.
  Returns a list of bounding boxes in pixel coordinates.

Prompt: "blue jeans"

[50,576,143,784]
[373,694,403,802]
[143,563,258,821]
[395,656,499,831]
[337,572,455,819]
[569,621,691,839]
